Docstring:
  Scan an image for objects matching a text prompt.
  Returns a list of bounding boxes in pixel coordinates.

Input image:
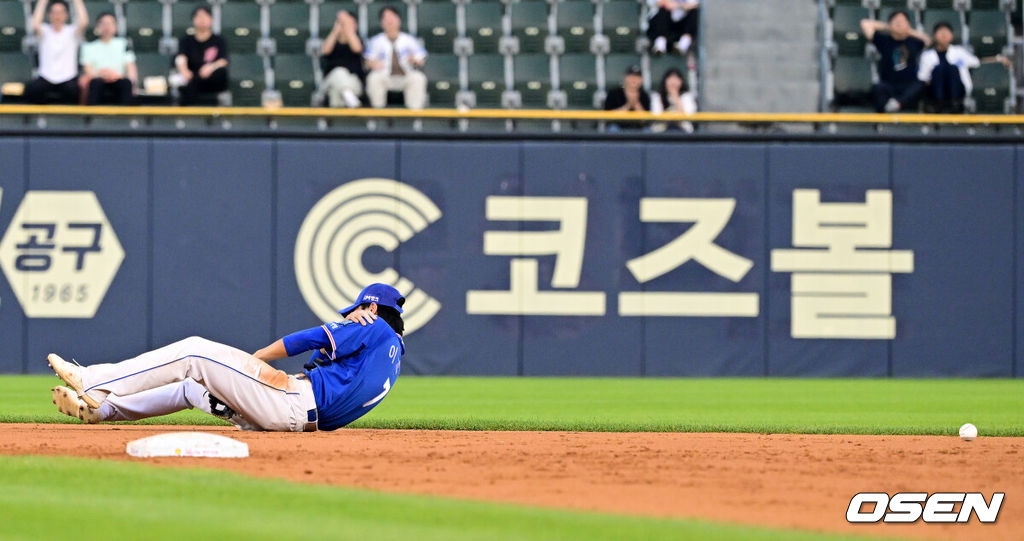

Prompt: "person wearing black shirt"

[860,11,930,113]
[603,65,650,131]
[321,10,364,107]
[174,6,229,105]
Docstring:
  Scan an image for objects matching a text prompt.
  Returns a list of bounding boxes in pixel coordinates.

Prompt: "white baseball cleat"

[47,353,102,409]
[52,386,102,424]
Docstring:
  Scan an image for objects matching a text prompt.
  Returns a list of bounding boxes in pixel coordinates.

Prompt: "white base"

[126,432,249,458]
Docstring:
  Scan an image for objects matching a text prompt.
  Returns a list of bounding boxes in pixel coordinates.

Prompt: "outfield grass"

[0,455,875,541]
[3,375,1022,436]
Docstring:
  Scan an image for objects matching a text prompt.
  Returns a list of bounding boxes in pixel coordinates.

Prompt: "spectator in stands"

[647,0,699,56]
[321,10,364,108]
[364,7,428,110]
[174,6,229,106]
[25,0,88,104]
[650,67,696,133]
[603,65,650,131]
[860,11,930,113]
[917,21,1011,114]
[79,12,136,105]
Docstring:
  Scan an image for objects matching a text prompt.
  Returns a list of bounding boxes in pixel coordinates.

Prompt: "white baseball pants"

[81,336,317,432]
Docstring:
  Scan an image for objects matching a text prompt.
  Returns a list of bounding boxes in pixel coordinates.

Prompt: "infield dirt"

[1,424,1020,540]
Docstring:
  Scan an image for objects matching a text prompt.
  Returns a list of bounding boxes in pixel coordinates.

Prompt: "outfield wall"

[0,135,1020,377]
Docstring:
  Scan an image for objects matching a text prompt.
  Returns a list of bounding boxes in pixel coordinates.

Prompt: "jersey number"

[362,378,391,408]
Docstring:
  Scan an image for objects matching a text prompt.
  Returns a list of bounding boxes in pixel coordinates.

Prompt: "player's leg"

[96,378,212,422]
[55,336,313,431]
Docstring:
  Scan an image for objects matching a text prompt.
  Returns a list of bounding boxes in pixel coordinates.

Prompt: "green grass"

[0,455,875,541]
[3,375,1023,436]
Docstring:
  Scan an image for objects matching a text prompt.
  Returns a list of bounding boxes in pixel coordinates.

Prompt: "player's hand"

[345,310,377,326]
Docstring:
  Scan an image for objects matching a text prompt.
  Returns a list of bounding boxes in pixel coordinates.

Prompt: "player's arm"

[253,339,288,362]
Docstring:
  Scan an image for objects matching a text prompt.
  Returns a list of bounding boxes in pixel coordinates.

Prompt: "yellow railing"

[1,104,1024,124]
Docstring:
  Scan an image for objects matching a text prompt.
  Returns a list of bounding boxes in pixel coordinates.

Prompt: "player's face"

[934,27,953,47]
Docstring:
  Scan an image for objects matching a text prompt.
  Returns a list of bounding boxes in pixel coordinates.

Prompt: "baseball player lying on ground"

[47,283,405,432]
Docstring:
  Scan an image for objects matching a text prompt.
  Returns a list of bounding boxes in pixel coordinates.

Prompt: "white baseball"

[959,423,978,441]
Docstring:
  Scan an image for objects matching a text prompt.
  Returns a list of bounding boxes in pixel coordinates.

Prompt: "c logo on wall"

[294,179,442,334]
[0,190,124,318]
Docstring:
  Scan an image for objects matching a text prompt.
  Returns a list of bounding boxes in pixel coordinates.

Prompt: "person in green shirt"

[79,11,136,105]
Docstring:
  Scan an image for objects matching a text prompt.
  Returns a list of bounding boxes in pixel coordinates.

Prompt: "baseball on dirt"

[959,423,978,441]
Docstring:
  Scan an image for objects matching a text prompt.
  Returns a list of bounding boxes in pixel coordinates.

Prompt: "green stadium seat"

[924,0,956,8]
[366,2,407,38]
[466,2,502,54]
[269,2,310,55]
[512,1,548,54]
[220,1,261,54]
[134,52,171,79]
[514,54,549,107]
[229,53,266,105]
[603,1,639,54]
[0,52,32,100]
[468,54,504,107]
[559,53,596,108]
[970,62,1010,113]
[420,53,458,107]
[922,9,962,42]
[125,1,164,53]
[557,1,594,54]
[84,1,117,23]
[417,2,456,54]
[274,53,315,106]
[832,0,866,5]
[832,5,870,56]
[833,55,873,107]
[968,10,1009,57]
[969,0,1006,10]
[879,0,912,8]
[172,1,203,37]
[0,1,27,52]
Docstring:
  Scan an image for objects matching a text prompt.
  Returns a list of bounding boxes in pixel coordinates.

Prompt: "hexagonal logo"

[0,191,124,318]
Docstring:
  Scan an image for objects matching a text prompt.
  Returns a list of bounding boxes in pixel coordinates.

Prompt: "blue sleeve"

[282,326,332,356]
[317,320,369,360]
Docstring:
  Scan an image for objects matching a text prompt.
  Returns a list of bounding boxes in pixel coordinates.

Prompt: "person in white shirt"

[650,67,697,133]
[80,12,137,105]
[363,7,428,109]
[647,0,699,56]
[25,0,88,104]
[917,21,1011,114]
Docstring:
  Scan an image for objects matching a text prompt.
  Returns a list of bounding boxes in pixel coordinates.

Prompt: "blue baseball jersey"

[282,320,403,431]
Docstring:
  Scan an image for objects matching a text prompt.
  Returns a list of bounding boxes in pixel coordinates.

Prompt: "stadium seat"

[970,0,1006,10]
[512,1,548,54]
[968,10,1009,57]
[229,53,266,105]
[832,5,870,56]
[134,52,172,80]
[125,1,165,53]
[924,0,956,9]
[922,9,962,42]
[172,1,203,37]
[220,1,261,55]
[0,0,26,52]
[557,1,594,54]
[366,2,407,38]
[274,53,315,106]
[269,2,310,55]
[514,54,549,107]
[559,53,597,108]
[879,0,913,8]
[468,54,505,107]
[84,1,117,23]
[420,53,458,107]
[0,51,32,99]
[832,55,874,107]
[417,2,456,54]
[465,2,503,54]
[970,62,1010,113]
[602,0,640,54]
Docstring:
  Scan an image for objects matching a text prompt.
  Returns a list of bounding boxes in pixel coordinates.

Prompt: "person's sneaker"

[51,386,101,424]
[46,354,102,409]
[675,35,692,55]
[342,89,360,108]
[652,36,667,55]
[884,98,901,113]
